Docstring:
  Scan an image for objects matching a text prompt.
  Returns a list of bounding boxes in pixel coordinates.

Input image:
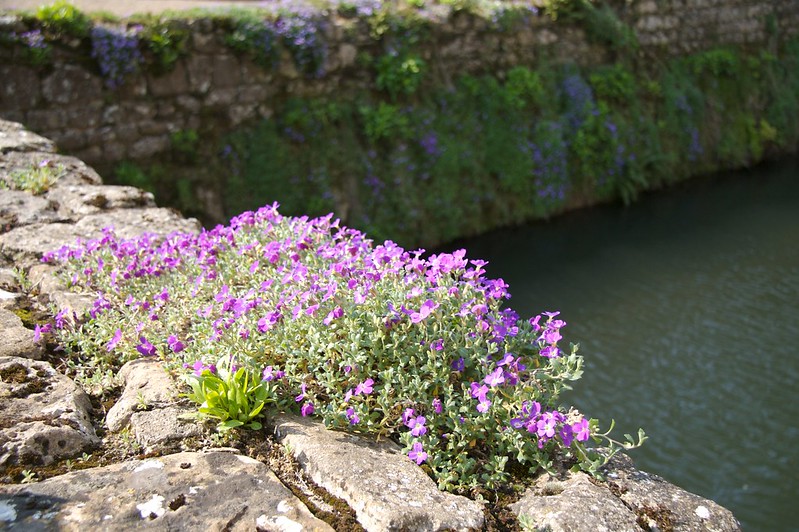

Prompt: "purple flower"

[432,398,442,414]
[262,366,284,381]
[33,323,52,343]
[572,418,591,442]
[477,400,491,413]
[402,408,415,425]
[539,346,561,358]
[560,424,574,447]
[408,441,428,465]
[136,336,156,357]
[54,308,69,329]
[431,338,444,351]
[451,357,465,372]
[184,360,215,376]
[410,300,439,323]
[470,382,489,402]
[295,383,307,402]
[406,415,427,437]
[106,328,122,351]
[346,407,360,425]
[301,401,315,417]
[355,378,374,396]
[484,367,505,387]
[323,306,344,325]
[167,334,185,353]
[258,311,281,333]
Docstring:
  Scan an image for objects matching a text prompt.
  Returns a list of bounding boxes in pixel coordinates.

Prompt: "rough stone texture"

[0,356,99,466]
[128,406,205,449]
[0,120,54,154]
[0,151,103,187]
[0,190,65,230]
[511,454,741,531]
[0,309,43,360]
[511,471,641,531]
[605,453,742,531]
[274,415,485,531]
[0,451,334,531]
[45,184,157,219]
[105,359,181,432]
[103,359,204,450]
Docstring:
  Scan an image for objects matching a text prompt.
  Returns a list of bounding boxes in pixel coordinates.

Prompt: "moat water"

[445,158,799,530]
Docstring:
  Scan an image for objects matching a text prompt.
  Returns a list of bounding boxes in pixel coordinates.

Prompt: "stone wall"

[0,0,796,175]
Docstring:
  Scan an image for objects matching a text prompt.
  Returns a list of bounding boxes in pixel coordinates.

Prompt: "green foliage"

[375,51,427,100]
[183,356,274,432]
[589,64,637,103]
[579,2,638,52]
[170,129,200,163]
[504,67,545,110]
[136,19,188,73]
[360,102,411,142]
[224,18,279,68]
[35,0,92,40]
[688,48,739,77]
[114,161,155,193]
[3,161,64,195]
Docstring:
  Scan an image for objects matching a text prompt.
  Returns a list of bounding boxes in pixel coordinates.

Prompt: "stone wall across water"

[0,0,796,174]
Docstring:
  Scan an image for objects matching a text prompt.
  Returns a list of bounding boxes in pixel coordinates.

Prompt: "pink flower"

[408,441,427,465]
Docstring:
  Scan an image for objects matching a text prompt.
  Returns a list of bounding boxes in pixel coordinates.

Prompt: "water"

[443,159,799,530]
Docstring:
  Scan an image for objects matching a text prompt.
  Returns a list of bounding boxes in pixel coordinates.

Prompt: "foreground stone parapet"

[0,450,334,531]
[0,356,99,467]
[510,453,741,532]
[274,415,485,532]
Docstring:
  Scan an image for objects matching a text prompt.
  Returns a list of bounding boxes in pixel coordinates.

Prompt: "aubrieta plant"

[90,25,143,89]
[42,203,644,490]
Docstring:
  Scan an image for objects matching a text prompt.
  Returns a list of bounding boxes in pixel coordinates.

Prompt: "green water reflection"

[444,159,799,530]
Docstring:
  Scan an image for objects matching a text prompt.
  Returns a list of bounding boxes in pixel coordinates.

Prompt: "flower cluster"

[43,203,637,489]
[226,4,327,77]
[90,25,143,89]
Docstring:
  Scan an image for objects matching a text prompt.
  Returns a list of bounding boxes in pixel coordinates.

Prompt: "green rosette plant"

[182,355,275,432]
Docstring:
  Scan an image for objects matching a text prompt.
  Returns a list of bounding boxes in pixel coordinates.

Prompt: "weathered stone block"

[0,65,40,110]
[147,62,189,97]
[0,310,42,360]
[0,356,99,466]
[0,451,333,531]
[275,415,485,531]
[129,135,170,159]
[186,54,213,93]
[41,65,103,105]
[46,184,156,219]
[212,54,241,88]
